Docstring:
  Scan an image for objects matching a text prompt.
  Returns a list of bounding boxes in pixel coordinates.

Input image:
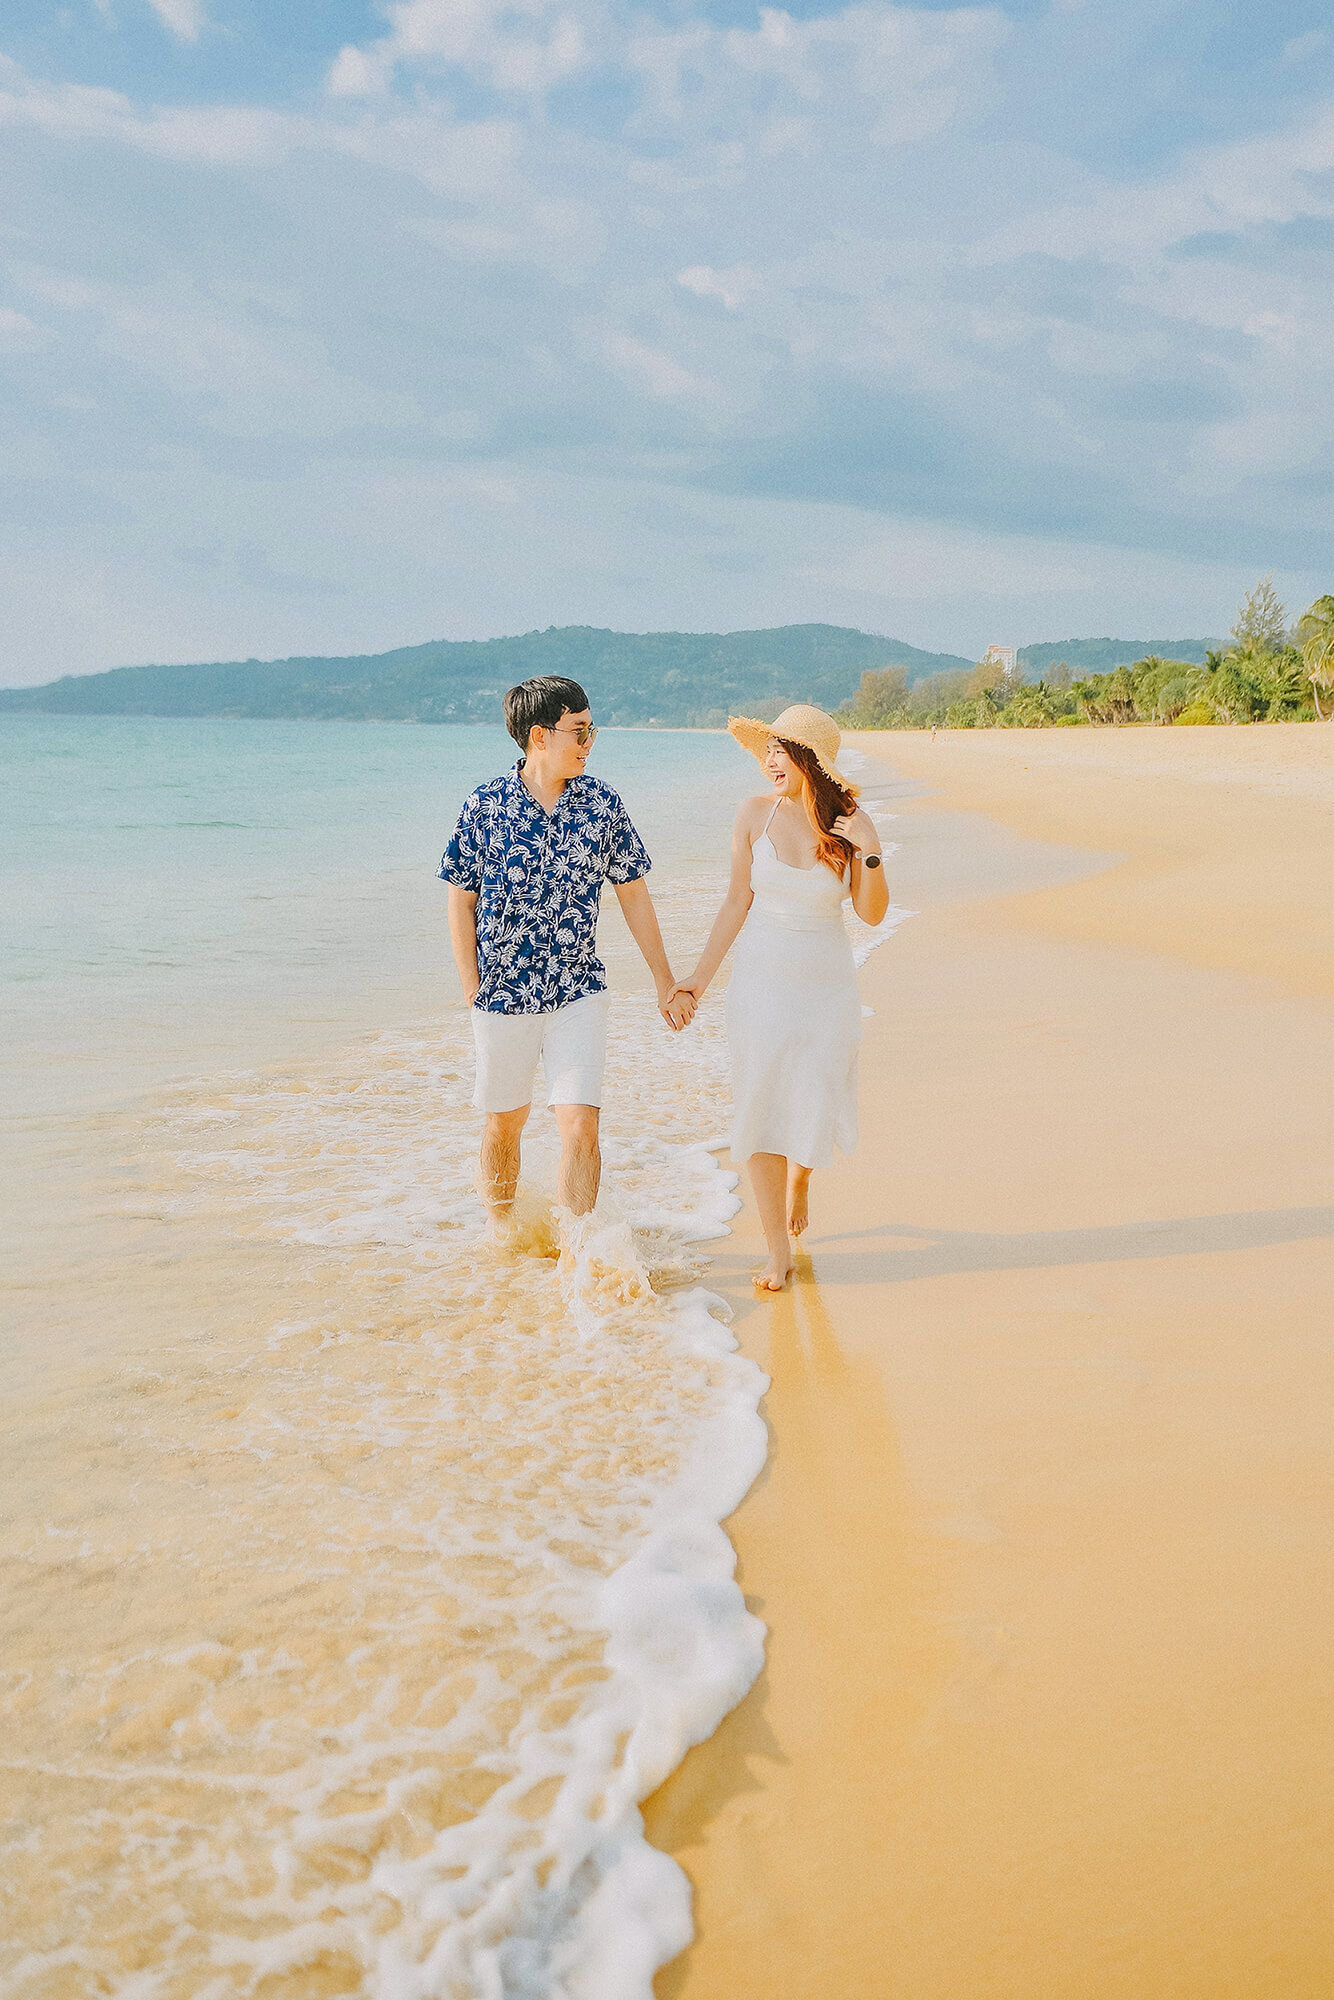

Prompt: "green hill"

[1019,637,1222,676]
[0,625,974,729]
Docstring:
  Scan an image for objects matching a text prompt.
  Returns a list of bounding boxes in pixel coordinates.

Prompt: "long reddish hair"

[778,739,859,876]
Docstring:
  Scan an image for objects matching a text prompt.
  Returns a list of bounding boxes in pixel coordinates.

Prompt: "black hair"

[502,675,591,752]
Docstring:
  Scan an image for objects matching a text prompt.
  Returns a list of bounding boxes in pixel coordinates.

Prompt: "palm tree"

[1204,660,1257,723]
[1105,664,1137,724]
[1295,595,1334,720]
[1296,596,1334,724]
[1304,639,1334,719]
[1155,676,1193,723]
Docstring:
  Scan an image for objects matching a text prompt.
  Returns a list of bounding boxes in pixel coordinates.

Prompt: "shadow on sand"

[801,1203,1334,1287]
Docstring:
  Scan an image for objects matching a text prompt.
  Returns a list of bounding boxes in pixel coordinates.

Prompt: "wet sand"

[646,725,1334,1998]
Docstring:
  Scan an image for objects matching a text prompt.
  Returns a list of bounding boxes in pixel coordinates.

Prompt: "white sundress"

[725,805,862,1170]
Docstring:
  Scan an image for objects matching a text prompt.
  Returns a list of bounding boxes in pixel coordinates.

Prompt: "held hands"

[662,976,705,1031]
[659,980,698,1032]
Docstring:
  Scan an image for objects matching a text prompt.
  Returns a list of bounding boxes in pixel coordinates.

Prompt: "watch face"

[864,854,881,868]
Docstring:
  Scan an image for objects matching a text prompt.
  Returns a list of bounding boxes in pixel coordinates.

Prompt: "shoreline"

[3,708,1328,731]
[645,726,1334,1998]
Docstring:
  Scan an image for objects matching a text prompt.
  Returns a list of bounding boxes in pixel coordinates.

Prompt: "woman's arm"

[832,808,891,925]
[674,802,759,998]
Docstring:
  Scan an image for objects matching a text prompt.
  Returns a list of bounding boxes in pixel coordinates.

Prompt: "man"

[440,674,693,1224]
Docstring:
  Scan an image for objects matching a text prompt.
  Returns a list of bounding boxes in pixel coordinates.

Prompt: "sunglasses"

[550,723,598,746]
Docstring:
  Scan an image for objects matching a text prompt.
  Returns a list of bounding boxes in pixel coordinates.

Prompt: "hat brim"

[727,714,850,787]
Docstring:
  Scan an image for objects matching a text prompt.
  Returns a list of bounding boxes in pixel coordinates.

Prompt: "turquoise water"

[0,715,756,1120]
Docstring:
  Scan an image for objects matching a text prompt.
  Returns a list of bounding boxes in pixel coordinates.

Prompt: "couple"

[440,674,888,1290]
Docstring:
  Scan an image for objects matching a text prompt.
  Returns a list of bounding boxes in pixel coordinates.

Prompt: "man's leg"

[543,995,609,1217]
[480,1104,530,1221]
[472,1009,543,1223]
[552,1103,601,1215]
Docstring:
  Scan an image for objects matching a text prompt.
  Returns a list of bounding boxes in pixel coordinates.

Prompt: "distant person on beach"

[668,704,887,1291]
[440,675,693,1226]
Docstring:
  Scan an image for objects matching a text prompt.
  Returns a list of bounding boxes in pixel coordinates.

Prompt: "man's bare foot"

[483,1212,517,1251]
[753,1260,795,1292]
[786,1172,811,1238]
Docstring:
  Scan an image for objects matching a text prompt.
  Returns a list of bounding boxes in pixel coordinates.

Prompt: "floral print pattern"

[439,762,651,1014]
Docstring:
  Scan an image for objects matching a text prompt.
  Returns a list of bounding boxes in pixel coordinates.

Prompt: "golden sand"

[646,725,1334,1998]
[883,720,1334,996]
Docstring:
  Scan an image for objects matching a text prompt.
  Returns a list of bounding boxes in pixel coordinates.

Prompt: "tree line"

[836,580,1334,730]
[0,624,970,726]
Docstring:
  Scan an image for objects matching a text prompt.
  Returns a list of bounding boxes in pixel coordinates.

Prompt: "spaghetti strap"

[761,799,781,838]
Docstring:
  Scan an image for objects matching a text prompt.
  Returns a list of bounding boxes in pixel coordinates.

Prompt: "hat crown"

[726,700,850,787]
[770,703,841,765]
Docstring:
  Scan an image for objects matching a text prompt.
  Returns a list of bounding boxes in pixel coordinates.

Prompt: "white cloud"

[145,0,206,43]
[0,56,523,202]
[12,266,420,438]
[326,46,383,99]
[333,111,522,199]
[602,332,720,402]
[404,194,604,279]
[677,265,758,311]
[1281,29,1330,65]
[978,98,1334,266]
[629,1,1006,148]
[327,0,589,98]
[0,63,289,163]
[1187,408,1312,491]
[0,306,51,352]
[796,509,1235,604]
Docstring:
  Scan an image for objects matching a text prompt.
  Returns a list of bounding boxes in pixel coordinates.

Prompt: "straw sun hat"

[727,702,852,788]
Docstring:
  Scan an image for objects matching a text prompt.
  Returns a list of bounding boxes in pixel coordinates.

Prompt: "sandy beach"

[646,725,1334,1997]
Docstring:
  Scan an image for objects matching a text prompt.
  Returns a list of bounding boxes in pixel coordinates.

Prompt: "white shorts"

[471,992,609,1115]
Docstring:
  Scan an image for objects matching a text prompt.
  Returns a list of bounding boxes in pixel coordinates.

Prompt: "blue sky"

[2,0,1333,681]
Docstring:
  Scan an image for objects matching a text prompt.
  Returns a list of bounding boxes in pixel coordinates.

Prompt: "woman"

[671,704,888,1291]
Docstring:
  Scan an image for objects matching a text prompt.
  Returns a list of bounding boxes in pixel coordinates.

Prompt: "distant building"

[984,644,1018,676]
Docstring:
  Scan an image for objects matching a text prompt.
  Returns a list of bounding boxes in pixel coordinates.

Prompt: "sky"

[2,0,1333,682]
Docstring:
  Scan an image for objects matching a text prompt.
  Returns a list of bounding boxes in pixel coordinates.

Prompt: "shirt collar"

[507,758,588,815]
[502,760,536,813]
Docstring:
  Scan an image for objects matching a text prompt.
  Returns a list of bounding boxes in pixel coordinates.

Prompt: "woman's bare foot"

[786,1167,811,1238]
[753,1259,795,1292]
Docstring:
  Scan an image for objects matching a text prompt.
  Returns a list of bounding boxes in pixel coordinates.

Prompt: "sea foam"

[0,998,767,2000]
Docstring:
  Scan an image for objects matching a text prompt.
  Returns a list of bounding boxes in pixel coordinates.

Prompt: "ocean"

[0,715,904,1997]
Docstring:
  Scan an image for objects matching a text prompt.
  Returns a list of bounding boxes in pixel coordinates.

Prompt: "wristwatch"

[862,853,882,870]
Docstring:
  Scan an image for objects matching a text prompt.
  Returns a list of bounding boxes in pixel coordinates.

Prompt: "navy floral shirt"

[439,763,652,1014]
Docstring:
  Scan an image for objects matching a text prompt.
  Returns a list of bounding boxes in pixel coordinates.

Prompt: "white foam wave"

[0,999,767,2000]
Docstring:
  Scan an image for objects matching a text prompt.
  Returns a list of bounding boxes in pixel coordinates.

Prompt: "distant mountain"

[0,626,974,729]
[1019,638,1222,676]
